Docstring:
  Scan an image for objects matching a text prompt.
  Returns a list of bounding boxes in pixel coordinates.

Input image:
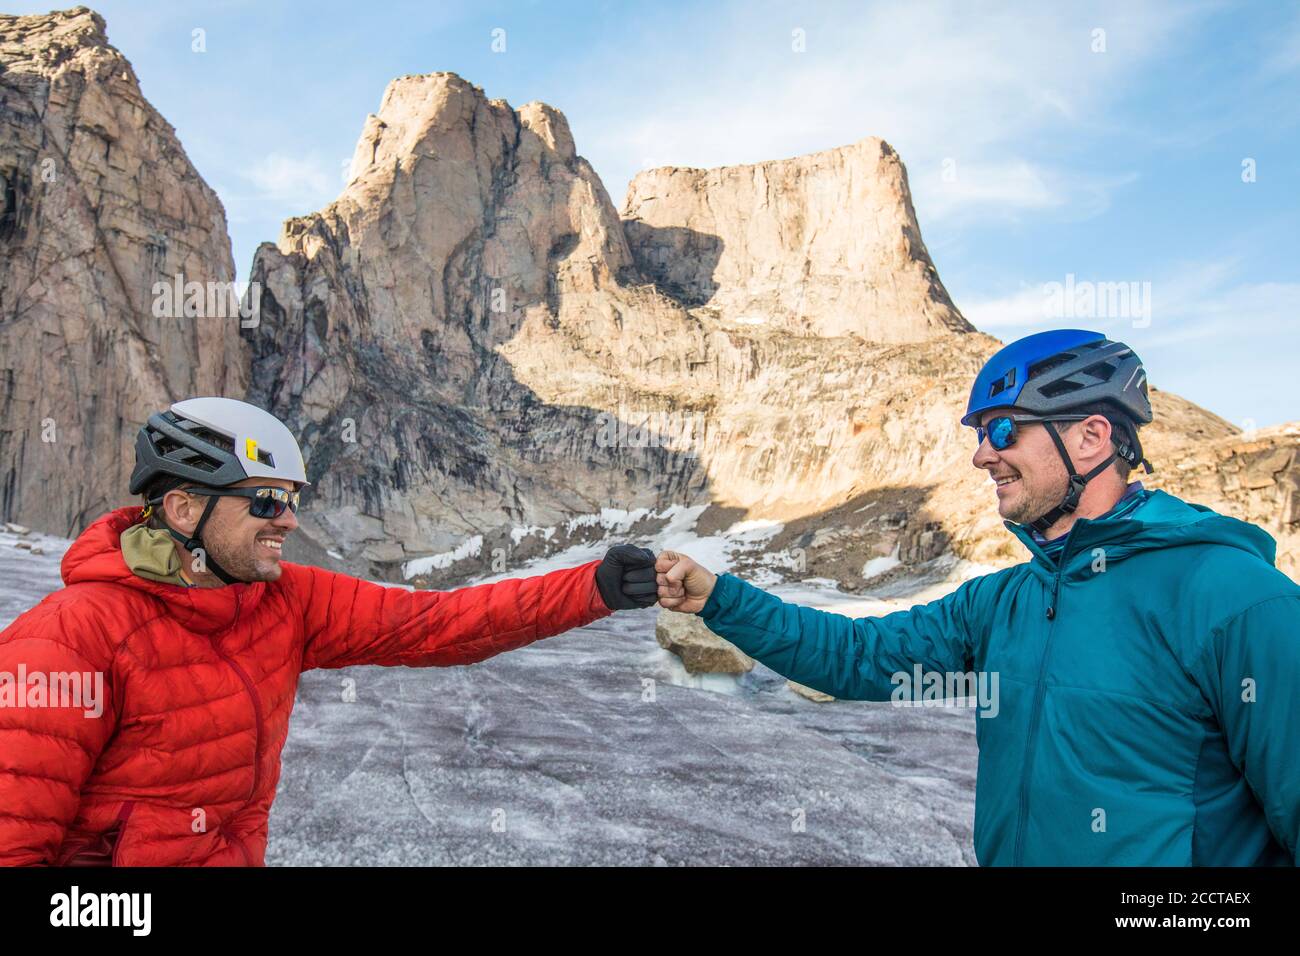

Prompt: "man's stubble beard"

[202,520,284,583]
[1002,471,1067,526]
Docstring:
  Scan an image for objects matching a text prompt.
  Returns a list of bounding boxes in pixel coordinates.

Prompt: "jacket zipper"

[109,800,137,867]
[207,590,265,808]
[1013,532,1074,865]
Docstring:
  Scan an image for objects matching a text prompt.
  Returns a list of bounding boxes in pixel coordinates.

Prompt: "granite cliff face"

[622,139,972,342]
[2,9,1295,586]
[0,7,246,535]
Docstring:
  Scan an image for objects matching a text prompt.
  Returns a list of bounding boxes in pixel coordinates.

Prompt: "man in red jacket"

[0,398,657,866]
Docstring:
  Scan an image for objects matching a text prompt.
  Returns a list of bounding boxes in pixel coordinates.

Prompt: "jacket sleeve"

[697,572,985,701]
[0,603,119,866]
[295,560,613,671]
[1192,593,1300,864]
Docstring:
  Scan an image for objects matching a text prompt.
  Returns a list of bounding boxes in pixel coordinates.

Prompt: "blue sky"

[15,0,1299,426]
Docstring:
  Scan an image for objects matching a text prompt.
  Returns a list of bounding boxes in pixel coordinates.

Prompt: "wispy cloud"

[920,160,1064,223]
[242,152,342,209]
[1141,278,1298,349]
[957,257,1293,344]
[572,0,1204,222]
[918,161,1140,224]
[956,259,1299,424]
[1261,7,1300,77]
[961,284,1058,330]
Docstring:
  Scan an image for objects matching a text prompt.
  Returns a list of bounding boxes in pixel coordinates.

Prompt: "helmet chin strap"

[1028,421,1118,535]
[162,496,244,586]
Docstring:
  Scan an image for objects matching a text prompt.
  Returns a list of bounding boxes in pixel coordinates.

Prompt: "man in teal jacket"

[657,330,1299,866]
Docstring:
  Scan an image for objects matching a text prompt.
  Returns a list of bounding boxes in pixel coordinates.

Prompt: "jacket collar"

[1005,489,1278,581]
[61,507,268,634]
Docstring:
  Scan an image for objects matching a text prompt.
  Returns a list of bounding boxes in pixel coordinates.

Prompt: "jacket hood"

[61,507,269,633]
[1007,489,1278,581]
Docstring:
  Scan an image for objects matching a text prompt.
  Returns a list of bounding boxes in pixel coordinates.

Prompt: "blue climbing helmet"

[964,329,1154,533]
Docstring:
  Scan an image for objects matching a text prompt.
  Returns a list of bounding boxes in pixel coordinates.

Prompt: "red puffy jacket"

[0,507,612,866]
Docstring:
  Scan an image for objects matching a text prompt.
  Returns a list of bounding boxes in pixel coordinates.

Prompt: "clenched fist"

[594,545,659,610]
[655,550,718,614]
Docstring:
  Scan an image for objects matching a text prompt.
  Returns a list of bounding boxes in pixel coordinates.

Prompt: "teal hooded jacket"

[698,489,1300,865]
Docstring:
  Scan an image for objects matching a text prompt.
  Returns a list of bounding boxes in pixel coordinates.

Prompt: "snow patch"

[724,518,783,540]
[564,508,653,537]
[510,525,557,546]
[401,535,484,580]
[861,544,902,580]
[468,542,608,585]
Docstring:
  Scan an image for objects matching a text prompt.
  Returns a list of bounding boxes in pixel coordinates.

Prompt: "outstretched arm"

[657,550,985,701]
[298,546,656,670]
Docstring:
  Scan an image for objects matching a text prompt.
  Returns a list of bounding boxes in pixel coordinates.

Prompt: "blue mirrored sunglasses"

[974,414,1088,450]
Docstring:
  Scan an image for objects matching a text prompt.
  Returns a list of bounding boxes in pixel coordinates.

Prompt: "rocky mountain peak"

[622,135,972,342]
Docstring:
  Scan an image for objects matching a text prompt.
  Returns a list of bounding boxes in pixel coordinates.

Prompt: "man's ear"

[161,487,204,534]
[1077,414,1114,457]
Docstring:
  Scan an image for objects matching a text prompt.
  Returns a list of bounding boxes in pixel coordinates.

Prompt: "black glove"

[594,545,658,610]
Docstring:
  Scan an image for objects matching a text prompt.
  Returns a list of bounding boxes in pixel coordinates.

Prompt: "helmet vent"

[1081,361,1117,382]
[190,426,234,454]
[1027,354,1075,380]
[1039,378,1086,398]
[149,423,232,474]
[987,367,1016,398]
[172,446,220,474]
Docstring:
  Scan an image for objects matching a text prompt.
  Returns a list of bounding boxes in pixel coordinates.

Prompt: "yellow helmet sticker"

[246,438,259,462]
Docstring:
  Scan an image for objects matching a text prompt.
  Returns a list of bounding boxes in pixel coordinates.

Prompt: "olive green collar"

[120,523,194,587]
